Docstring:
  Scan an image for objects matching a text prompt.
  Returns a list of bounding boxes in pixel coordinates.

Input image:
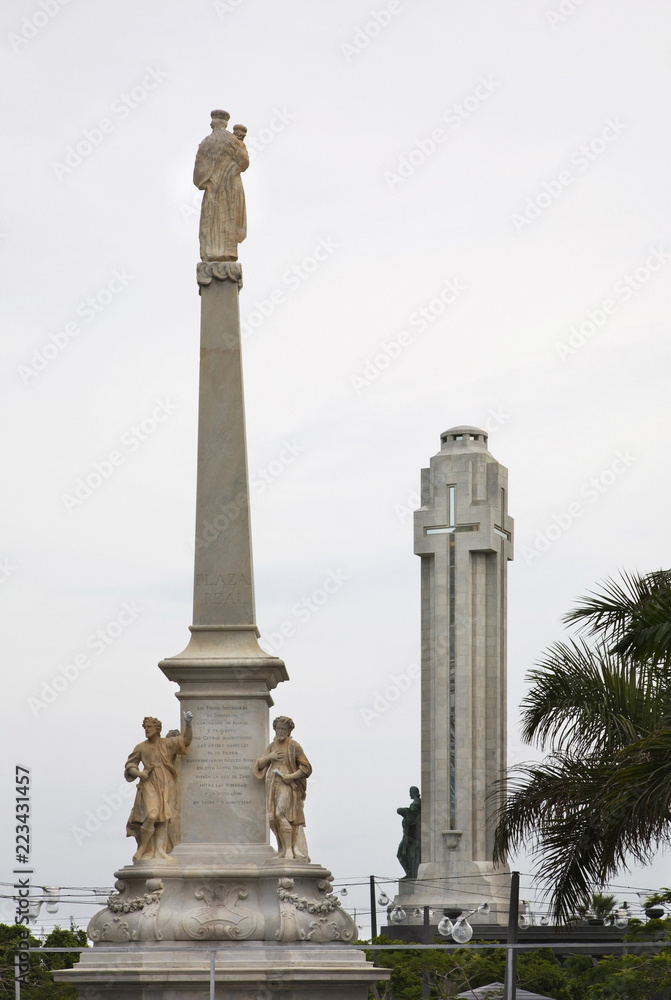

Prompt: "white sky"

[1,0,671,938]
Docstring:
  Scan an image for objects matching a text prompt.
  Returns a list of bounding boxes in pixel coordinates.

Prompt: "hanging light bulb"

[451,918,473,944]
[614,908,629,929]
[340,887,348,896]
[390,906,407,923]
[413,908,422,918]
[518,913,531,928]
[539,914,550,926]
[479,902,490,915]
[378,892,390,907]
[43,887,61,914]
[437,915,453,937]
[27,900,43,922]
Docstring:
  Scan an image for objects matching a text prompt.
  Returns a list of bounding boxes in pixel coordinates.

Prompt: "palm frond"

[493,754,624,923]
[520,640,668,753]
[564,569,671,663]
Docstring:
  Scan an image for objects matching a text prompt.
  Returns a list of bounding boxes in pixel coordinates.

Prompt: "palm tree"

[494,570,671,923]
[575,892,618,924]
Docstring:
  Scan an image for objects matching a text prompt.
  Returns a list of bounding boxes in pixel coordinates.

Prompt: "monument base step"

[55,942,388,1000]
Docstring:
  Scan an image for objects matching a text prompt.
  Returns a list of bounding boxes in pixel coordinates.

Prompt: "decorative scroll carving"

[89,879,165,944]
[196,261,243,288]
[275,877,357,943]
[182,883,259,940]
[107,878,164,913]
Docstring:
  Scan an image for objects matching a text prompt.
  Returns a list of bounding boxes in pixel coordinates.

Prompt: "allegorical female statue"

[254,716,312,861]
[125,712,193,862]
[193,109,249,262]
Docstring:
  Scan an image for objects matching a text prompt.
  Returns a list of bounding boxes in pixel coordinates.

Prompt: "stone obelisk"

[394,427,513,926]
[58,109,384,1000]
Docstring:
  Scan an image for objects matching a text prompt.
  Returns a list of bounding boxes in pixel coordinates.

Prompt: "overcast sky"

[1,0,670,937]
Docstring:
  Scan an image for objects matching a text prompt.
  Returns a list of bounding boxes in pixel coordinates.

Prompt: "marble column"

[59,261,385,999]
[159,261,288,864]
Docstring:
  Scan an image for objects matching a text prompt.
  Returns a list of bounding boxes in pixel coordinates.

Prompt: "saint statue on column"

[194,109,249,262]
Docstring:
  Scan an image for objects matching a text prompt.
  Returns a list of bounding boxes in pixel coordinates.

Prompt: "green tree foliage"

[493,570,671,923]
[0,923,87,999]
[365,935,671,999]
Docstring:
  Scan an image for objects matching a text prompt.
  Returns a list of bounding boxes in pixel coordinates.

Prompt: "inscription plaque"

[179,699,267,844]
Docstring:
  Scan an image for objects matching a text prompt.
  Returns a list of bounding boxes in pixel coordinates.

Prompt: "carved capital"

[197,261,243,288]
[441,830,463,851]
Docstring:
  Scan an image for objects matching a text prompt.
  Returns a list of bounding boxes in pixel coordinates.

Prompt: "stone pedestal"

[60,942,381,999]
[56,261,386,997]
[393,863,510,927]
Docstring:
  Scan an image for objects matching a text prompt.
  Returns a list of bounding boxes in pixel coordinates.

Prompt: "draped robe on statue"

[194,127,249,262]
[125,734,189,854]
[254,738,312,859]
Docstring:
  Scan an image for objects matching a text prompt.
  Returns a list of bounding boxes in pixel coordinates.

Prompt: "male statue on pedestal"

[125,712,193,862]
[254,716,312,861]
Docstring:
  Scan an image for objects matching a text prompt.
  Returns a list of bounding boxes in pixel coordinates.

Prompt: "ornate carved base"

[56,855,388,999]
[87,858,359,945]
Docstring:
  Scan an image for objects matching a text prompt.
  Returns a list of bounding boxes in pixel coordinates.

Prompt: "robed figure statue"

[125,713,193,862]
[254,716,312,861]
[194,109,249,262]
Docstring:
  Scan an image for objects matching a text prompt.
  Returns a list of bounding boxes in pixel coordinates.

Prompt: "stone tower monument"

[58,110,384,999]
[395,427,514,925]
